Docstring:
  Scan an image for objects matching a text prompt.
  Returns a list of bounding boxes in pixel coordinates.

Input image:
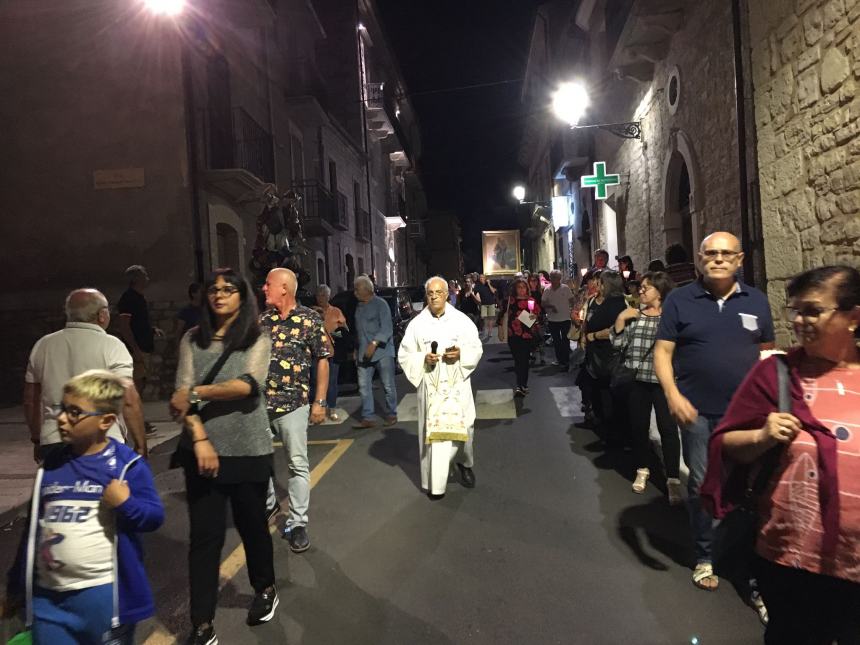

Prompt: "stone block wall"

[750,0,860,345]
[595,1,743,271]
[0,300,185,405]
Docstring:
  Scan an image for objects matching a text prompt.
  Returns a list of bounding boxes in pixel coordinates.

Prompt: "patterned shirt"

[610,313,661,384]
[260,306,330,418]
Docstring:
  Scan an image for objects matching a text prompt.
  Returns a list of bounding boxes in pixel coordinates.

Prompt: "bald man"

[23,289,148,461]
[654,232,774,593]
[260,268,330,553]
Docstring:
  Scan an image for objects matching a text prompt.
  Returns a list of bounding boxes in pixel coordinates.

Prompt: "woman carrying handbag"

[169,269,276,645]
[610,271,681,501]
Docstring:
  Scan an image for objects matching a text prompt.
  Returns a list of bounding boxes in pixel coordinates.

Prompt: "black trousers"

[508,337,531,388]
[547,320,571,366]
[184,470,275,626]
[628,380,680,478]
[755,557,860,645]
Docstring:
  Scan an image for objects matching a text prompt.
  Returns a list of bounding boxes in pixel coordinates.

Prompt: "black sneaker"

[186,624,217,645]
[287,525,310,553]
[514,387,525,397]
[246,586,279,626]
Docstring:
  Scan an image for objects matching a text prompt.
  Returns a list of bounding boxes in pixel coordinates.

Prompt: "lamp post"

[512,185,526,203]
[552,81,641,140]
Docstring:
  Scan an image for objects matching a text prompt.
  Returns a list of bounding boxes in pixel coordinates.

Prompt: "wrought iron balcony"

[292,180,336,237]
[205,107,275,184]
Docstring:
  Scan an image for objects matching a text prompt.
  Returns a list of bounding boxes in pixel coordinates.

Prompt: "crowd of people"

[4,231,858,644]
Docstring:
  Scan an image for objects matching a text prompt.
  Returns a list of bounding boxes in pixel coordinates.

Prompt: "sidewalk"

[0,401,182,522]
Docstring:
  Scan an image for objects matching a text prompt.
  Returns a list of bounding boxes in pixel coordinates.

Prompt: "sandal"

[692,563,719,591]
[632,468,649,493]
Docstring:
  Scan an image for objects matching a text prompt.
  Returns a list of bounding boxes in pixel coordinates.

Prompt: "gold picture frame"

[482,230,521,275]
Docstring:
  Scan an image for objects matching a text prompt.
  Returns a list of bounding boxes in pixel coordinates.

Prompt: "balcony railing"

[364,82,385,110]
[205,107,275,184]
[292,180,335,237]
[355,208,371,242]
[336,192,349,230]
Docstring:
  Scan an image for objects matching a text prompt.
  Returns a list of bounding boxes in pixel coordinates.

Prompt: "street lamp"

[512,185,526,202]
[552,81,641,140]
[143,0,185,16]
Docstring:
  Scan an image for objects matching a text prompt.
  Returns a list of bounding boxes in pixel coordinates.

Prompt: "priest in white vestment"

[398,276,483,497]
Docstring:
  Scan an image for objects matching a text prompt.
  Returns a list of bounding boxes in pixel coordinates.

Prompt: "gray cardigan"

[176,332,273,457]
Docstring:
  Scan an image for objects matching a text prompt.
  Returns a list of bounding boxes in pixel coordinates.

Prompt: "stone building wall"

[594,1,743,270]
[749,0,860,344]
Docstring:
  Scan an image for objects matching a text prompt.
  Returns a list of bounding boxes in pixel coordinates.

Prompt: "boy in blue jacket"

[6,369,164,644]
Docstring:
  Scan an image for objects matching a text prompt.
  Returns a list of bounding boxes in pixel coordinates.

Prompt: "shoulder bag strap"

[750,355,791,496]
[200,346,234,387]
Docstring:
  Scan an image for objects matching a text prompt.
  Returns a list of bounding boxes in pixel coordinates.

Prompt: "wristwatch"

[313,399,327,407]
[188,389,202,405]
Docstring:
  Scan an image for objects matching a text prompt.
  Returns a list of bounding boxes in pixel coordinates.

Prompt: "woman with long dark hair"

[499,278,542,396]
[169,268,276,645]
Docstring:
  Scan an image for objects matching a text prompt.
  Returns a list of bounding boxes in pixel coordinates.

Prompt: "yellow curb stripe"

[144,438,354,644]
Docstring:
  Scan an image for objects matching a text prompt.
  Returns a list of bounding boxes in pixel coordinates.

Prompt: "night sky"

[376,0,544,272]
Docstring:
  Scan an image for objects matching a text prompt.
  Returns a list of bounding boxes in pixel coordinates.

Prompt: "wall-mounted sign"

[581,162,619,200]
[93,168,145,190]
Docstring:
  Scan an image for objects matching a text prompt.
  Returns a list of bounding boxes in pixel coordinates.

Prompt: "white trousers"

[420,426,474,495]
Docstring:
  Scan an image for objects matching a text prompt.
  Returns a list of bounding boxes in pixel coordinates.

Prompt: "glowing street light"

[512,185,526,202]
[552,81,589,127]
[143,0,185,15]
[552,80,641,139]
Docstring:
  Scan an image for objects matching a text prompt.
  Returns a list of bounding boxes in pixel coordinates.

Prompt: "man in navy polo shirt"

[655,231,774,593]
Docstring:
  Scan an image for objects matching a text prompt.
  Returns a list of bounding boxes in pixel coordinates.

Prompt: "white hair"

[354,275,374,293]
[65,288,109,323]
[424,276,448,292]
[268,268,298,295]
[316,284,331,297]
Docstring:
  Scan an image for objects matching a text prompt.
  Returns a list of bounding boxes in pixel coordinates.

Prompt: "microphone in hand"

[431,341,438,355]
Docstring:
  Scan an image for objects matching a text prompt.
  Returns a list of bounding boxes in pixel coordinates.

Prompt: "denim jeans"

[681,414,720,564]
[357,355,398,420]
[270,405,310,528]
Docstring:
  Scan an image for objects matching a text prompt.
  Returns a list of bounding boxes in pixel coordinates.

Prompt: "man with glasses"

[23,289,148,462]
[654,232,774,597]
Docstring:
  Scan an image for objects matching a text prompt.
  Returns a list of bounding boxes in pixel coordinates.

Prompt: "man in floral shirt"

[260,268,330,553]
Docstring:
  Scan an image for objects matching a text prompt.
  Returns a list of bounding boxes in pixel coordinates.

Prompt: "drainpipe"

[731,0,761,286]
[356,7,376,279]
[181,40,205,282]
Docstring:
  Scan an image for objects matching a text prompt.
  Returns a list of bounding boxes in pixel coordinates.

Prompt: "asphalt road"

[0,343,763,644]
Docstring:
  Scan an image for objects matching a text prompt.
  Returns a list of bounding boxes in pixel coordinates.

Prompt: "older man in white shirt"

[23,288,148,461]
[540,269,575,369]
[398,276,483,499]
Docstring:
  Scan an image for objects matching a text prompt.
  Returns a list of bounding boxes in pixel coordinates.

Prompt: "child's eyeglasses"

[45,404,106,424]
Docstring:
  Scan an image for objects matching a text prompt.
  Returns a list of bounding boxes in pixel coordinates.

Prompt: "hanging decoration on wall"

[581,161,620,200]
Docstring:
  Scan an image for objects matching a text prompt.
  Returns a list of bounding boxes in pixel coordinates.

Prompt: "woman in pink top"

[703,266,860,644]
[314,285,347,420]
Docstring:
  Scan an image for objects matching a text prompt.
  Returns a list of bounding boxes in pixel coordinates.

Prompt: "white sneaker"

[632,468,649,493]
[667,478,683,505]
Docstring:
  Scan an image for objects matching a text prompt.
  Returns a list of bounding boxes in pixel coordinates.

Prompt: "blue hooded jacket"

[8,439,164,625]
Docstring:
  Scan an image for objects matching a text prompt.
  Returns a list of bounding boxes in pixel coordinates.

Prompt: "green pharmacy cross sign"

[581,162,620,200]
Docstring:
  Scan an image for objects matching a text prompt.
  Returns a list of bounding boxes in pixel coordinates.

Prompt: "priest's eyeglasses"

[701,249,740,260]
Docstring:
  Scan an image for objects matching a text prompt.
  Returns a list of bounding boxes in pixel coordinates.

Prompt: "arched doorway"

[316,257,325,287]
[215,222,240,270]
[663,130,702,256]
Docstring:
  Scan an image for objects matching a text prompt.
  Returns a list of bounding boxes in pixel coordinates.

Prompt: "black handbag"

[610,340,655,389]
[713,355,790,578]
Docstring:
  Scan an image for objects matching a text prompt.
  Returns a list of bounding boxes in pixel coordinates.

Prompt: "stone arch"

[662,129,703,258]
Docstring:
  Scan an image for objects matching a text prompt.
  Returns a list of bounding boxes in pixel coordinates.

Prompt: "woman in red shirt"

[499,278,541,397]
[703,265,860,644]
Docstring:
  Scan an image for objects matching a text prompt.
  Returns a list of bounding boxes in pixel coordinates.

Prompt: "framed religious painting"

[482,230,521,276]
